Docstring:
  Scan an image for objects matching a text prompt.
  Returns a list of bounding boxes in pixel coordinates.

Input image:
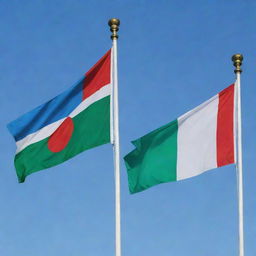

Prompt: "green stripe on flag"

[124,119,178,194]
[15,96,110,182]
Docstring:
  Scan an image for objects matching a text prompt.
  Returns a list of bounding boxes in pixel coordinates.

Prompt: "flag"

[124,84,236,194]
[8,49,112,182]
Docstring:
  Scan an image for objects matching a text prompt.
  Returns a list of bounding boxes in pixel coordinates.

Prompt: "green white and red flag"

[124,84,236,194]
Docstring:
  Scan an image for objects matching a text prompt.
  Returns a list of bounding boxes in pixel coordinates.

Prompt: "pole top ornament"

[232,54,243,73]
[108,18,120,40]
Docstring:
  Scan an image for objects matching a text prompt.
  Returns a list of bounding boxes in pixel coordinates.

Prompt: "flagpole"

[232,54,244,256]
[109,18,121,256]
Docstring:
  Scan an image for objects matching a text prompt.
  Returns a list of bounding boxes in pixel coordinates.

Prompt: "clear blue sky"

[1,0,256,255]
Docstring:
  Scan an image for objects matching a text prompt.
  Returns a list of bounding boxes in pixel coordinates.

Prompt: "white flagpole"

[232,54,244,256]
[109,18,121,256]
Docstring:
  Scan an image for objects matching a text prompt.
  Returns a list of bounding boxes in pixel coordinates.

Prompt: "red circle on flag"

[48,117,74,153]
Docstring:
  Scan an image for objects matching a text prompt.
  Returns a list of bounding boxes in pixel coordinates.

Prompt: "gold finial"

[232,54,243,73]
[108,18,120,40]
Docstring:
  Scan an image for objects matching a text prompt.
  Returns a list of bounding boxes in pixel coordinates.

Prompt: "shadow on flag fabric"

[8,49,112,182]
[124,84,236,194]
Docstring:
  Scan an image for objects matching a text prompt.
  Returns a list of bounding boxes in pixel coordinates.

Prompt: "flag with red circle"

[8,49,112,182]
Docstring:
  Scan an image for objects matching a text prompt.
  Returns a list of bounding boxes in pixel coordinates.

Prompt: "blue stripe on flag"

[7,77,84,142]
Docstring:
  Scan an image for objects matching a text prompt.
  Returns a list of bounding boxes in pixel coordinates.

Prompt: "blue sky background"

[1,0,256,255]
